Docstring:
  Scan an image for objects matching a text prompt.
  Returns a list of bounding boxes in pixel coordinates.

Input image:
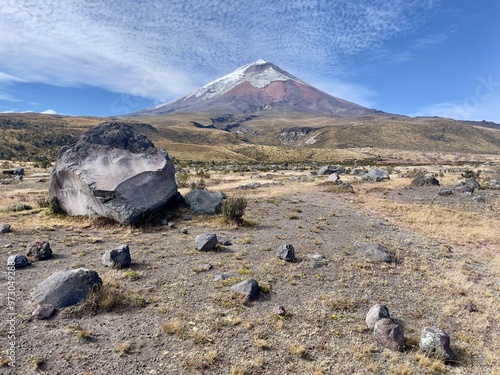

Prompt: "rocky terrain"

[1,151,499,374]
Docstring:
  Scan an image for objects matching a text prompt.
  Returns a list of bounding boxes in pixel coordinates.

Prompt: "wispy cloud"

[0,0,439,102]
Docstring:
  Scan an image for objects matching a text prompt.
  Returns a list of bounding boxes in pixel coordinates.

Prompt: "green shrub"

[6,203,32,212]
[221,197,247,225]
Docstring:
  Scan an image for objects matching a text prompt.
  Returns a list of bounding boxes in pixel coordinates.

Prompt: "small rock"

[464,178,481,190]
[7,254,29,269]
[363,168,390,182]
[353,241,396,263]
[419,326,456,360]
[464,302,478,312]
[411,174,440,187]
[218,237,233,246]
[102,244,131,268]
[195,233,218,251]
[167,221,175,228]
[0,224,11,234]
[183,215,192,221]
[32,304,55,320]
[273,305,286,316]
[184,189,225,214]
[307,253,326,261]
[276,243,296,262]
[230,279,260,301]
[438,189,453,196]
[327,173,340,182]
[471,195,485,203]
[366,304,391,329]
[26,241,53,260]
[180,228,188,234]
[5,243,13,248]
[237,182,261,189]
[374,318,405,351]
[213,274,230,282]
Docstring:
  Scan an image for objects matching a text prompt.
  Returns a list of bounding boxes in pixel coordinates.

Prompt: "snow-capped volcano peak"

[156,60,304,108]
[138,60,378,118]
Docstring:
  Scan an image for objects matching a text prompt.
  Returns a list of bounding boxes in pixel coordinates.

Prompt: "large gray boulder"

[184,189,225,214]
[49,122,179,225]
[32,268,102,309]
[363,168,390,182]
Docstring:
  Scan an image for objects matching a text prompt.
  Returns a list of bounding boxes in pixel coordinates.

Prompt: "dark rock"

[218,237,233,246]
[353,241,396,263]
[184,189,225,214]
[374,318,405,351]
[363,168,390,182]
[2,168,24,176]
[438,189,453,196]
[337,182,355,193]
[32,304,55,320]
[411,174,440,186]
[180,228,188,234]
[102,244,131,268]
[48,122,179,225]
[419,326,456,360]
[0,223,11,234]
[318,165,345,176]
[276,243,296,262]
[230,279,260,301]
[7,254,29,268]
[366,304,391,329]
[26,241,53,260]
[32,268,102,309]
[195,233,218,251]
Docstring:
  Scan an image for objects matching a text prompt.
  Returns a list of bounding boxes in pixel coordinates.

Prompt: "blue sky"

[1,0,499,121]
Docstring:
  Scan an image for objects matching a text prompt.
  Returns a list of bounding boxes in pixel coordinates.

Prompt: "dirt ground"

[0,161,499,375]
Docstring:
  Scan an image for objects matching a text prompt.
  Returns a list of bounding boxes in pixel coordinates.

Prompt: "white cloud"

[0,0,439,102]
[40,109,57,114]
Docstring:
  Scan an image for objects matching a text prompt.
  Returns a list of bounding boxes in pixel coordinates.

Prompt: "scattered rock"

[471,195,485,203]
[180,228,188,234]
[183,215,192,221]
[464,302,478,312]
[374,318,405,351]
[218,237,233,246]
[454,184,474,194]
[7,254,29,268]
[353,241,396,263]
[419,326,456,360]
[48,122,179,225]
[102,244,131,268]
[438,189,453,196]
[195,233,218,251]
[366,304,391,329]
[363,168,390,182]
[318,165,345,175]
[31,268,103,309]
[464,178,481,190]
[337,182,355,193]
[2,168,24,176]
[237,182,261,189]
[184,189,225,214]
[411,174,440,186]
[230,279,260,301]
[327,173,340,182]
[26,241,53,260]
[0,223,11,234]
[485,179,500,189]
[213,274,231,282]
[276,243,296,262]
[32,303,55,320]
[273,305,286,316]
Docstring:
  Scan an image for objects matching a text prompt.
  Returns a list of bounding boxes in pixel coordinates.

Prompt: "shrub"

[5,203,32,212]
[221,196,247,225]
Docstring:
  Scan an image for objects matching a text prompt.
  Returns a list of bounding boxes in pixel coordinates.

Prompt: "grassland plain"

[0,157,498,374]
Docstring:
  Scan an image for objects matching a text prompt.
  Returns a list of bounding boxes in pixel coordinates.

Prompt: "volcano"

[135,59,384,118]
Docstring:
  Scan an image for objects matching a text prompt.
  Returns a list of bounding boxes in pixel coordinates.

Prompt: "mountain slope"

[134,60,385,118]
